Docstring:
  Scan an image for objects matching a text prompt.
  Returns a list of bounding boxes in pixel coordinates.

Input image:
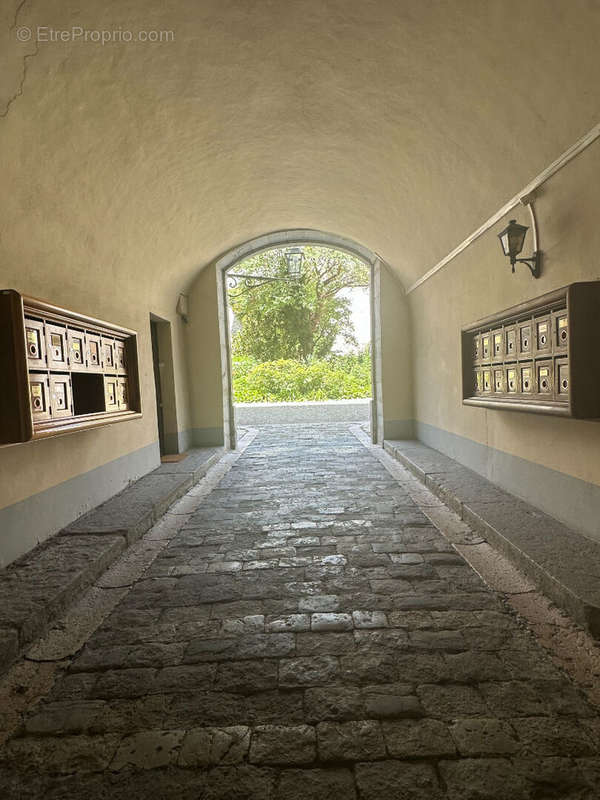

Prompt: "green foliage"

[232,349,372,402]
[229,246,369,362]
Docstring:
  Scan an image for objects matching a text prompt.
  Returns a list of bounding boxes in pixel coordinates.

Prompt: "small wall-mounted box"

[461,282,600,418]
[0,290,142,446]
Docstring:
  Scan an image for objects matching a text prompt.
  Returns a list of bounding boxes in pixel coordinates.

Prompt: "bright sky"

[335,286,371,352]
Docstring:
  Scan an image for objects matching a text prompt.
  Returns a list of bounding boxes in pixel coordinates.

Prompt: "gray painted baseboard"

[162,428,224,451]
[0,442,159,568]
[163,429,195,455]
[177,429,194,452]
[163,432,180,455]
[414,420,600,543]
[191,427,225,447]
[383,419,415,440]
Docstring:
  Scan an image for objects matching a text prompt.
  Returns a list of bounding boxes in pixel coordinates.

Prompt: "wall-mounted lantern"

[498,196,541,278]
[227,247,306,290]
[285,247,304,279]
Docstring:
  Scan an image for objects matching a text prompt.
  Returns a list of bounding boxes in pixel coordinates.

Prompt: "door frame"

[149,314,180,455]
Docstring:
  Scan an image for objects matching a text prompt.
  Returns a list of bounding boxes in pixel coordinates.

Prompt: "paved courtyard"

[1,424,600,798]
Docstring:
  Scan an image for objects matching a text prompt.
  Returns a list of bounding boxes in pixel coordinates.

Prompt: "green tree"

[228,246,369,361]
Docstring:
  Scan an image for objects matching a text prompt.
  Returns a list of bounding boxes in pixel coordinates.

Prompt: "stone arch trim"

[215,229,383,449]
[215,229,379,271]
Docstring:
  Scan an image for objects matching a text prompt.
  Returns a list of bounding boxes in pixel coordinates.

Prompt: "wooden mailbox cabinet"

[461,282,600,418]
[0,290,142,445]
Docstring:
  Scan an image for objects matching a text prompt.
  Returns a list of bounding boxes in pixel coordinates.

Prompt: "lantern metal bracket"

[227,248,304,290]
[227,273,291,290]
[511,252,541,278]
[515,194,541,278]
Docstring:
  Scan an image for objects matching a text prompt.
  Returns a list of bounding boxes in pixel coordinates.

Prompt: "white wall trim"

[371,257,384,444]
[406,121,600,294]
[215,229,379,272]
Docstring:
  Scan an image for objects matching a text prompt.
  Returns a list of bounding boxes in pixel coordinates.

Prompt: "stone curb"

[0,447,224,677]
[384,439,600,638]
[235,400,371,425]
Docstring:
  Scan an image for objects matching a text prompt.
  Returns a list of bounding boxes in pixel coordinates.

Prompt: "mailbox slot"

[104,376,119,412]
[50,374,72,418]
[553,310,568,353]
[536,360,553,395]
[67,328,86,369]
[506,366,518,394]
[46,323,68,370]
[117,377,129,410]
[518,320,532,359]
[474,368,483,395]
[24,317,46,368]
[86,333,103,372]
[30,374,51,421]
[481,334,491,362]
[520,363,534,394]
[504,326,517,360]
[555,358,570,400]
[115,340,127,374]
[535,315,552,356]
[102,337,116,371]
[482,368,492,394]
[493,367,504,393]
[491,329,503,363]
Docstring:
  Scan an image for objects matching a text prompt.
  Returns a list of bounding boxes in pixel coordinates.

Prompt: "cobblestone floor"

[2,424,600,798]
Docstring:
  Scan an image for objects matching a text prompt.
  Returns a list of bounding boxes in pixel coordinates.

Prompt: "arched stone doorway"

[214,230,384,450]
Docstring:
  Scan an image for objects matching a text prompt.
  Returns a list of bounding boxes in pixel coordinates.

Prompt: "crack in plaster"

[9,0,28,31]
[1,0,38,119]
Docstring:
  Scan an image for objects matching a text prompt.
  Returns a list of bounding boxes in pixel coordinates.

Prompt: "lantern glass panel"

[498,220,528,259]
[508,226,527,257]
[285,248,303,279]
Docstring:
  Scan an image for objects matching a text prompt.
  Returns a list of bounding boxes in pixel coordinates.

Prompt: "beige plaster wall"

[185,264,225,443]
[409,140,600,520]
[380,263,413,433]
[3,0,600,293]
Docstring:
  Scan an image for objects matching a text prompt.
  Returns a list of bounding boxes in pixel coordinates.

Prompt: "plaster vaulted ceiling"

[1,0,600,297]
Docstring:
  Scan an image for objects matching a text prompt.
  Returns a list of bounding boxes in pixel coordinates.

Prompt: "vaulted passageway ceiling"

[2,0,599,296]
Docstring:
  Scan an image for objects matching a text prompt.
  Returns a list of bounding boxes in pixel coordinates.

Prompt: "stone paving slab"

[385,439,600,636]
[0,448,223,678]
[1,425,599,798]
[154,448,221,478]
[64,448,222,541]
[0,534,125,660]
